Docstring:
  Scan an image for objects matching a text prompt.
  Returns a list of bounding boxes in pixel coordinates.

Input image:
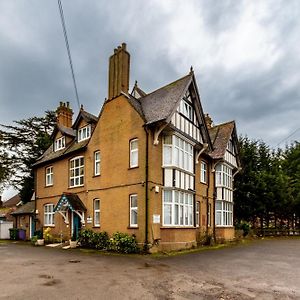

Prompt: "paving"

[0,238,299,299]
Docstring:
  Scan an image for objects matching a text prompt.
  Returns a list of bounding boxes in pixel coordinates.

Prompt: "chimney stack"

[108,43,130,99]
[56,101,73,127]
[204,113,213,129]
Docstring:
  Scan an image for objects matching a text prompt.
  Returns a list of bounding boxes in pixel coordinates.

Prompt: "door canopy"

[54,193,87,225]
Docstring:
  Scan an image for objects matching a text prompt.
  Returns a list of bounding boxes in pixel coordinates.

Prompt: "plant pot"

[69,240,77,249]
[36,239,44,246]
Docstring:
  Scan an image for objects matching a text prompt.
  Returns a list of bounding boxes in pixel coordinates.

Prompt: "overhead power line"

[58,0,80,110]
[276,126,300,148]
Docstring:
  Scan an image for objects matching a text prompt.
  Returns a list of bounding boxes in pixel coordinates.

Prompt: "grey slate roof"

[11,201,35,215]
[72,109,98,128]
[33,139,89,166]
[139,74,192,125]
[209,121,235,159]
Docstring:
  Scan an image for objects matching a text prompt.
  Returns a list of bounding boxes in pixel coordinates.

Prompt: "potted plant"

[35,230,44,246]
[69,232,77,248]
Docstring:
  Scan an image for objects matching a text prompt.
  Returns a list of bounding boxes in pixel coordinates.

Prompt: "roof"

[33,139,89,167]
[139,73,193,125]
[209,121,235,159]
[3,194,21,208]
[54,193,87,212]
[72,109,98,128]
[10,201,35,215]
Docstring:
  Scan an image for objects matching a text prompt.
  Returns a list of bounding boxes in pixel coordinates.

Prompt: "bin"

[18,229,26,240]
[9,228,19,240]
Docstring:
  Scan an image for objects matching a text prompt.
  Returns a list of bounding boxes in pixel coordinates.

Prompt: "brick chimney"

[204,113,213,129]
[56,101,73,127]
[108,43,130,99]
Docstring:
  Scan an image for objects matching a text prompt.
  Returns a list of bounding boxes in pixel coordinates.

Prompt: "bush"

[93,231,109,250]
[78,229,95,248]
[236,222,250,237]
[78,229,109,250]
[109,232,139,254]
[31,235,38,245]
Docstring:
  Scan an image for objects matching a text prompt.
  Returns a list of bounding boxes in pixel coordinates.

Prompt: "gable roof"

[139,74,193,125]
[209,121,235,160]
[54,193,86,212]
[72,108,98,129]
[10,200,35,215]
[51,124,76,139]
[3,194,21,208]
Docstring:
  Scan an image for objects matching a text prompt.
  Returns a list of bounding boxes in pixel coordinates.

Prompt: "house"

[10,200,36,240]
[1,193,22,222]
[33,43,240,251]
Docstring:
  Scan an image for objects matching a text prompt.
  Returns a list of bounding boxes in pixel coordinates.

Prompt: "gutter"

[144,126,149,252]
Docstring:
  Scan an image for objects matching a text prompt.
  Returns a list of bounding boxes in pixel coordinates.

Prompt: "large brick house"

[33,43,240,251]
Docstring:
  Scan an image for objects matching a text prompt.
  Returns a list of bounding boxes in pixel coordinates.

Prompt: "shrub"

[78,229,95,248]
[9,228,19,240]
[31,235,38,245]
[92,231,109,250]
[236,222,250,237]
[34,230,43,239]
[43,227,52,243]
[109,232,139,254]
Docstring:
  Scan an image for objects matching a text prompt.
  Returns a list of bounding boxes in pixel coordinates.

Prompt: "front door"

[72,213,81,239]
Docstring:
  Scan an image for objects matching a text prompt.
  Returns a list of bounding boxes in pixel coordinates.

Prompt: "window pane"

[164,204,172,225]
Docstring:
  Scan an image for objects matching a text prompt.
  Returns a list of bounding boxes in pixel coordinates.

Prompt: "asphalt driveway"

[0,238,299,299]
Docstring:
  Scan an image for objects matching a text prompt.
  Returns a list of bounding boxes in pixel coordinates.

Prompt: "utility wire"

[58,0,80,110]
[276,126,300,147]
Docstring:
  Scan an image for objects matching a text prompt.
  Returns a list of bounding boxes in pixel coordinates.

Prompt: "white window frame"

[208,203,211,227]
[196,201,200,227]
[129,139,138,168]
[94,199,100,227]
[54,136,65,152]
[94,151,101,176]
[200,161,207,183]
[44,204,55,226]
[163,189,194,227]
[129,194,138,227]
[216,200,233,227]
[45,166,53,186]
[78,124,91,142]
[69,156,84,187]
[163,135,194,173]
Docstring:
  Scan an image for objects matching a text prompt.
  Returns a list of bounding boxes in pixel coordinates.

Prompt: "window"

[94,199,100,227]
[44,204,54,226]
[216,200,233,226]
[54,136,65,151]
[130,139,138,168]
[196,201,200,227]
[94,151,101,176]
[130,194,138,227]
[200,161,207,183]
[78,125,91,142]
[215,164,233,189]
[70,156,84,187]
[163,135,193,173]
[179,92,194,122]
[163,190,193,227]
[45,166,53,186]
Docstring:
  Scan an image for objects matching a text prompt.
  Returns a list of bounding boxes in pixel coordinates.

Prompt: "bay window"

[163,190,193,227]
[216,200,233,226]
[163,135,193,173]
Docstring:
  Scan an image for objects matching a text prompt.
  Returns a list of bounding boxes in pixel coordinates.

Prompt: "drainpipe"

[143,126,149,252]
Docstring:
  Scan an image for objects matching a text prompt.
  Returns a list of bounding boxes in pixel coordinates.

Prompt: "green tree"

[0,111,56,202]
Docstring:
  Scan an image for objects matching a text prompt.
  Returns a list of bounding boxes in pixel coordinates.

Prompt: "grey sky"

[1,0,300,198]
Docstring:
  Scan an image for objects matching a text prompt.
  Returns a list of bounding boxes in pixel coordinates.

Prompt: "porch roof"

[54,193,86,212]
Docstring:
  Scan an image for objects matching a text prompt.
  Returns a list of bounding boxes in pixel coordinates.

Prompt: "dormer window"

[54,136,65,152]
[78,125,91,142]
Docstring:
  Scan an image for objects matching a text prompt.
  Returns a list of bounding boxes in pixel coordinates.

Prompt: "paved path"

[0,238,299,299]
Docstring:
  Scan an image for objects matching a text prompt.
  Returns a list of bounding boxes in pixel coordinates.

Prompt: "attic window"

[78,125,91,142]
[54,136,65,152]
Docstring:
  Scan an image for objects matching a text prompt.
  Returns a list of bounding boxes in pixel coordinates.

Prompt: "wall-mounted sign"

[86,217,93,224]
[153,214,160,224]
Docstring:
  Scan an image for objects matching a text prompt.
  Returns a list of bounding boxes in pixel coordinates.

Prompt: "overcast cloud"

[1,0,300,199]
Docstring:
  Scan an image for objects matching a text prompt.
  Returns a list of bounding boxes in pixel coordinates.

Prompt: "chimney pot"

[56,101,73,128]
